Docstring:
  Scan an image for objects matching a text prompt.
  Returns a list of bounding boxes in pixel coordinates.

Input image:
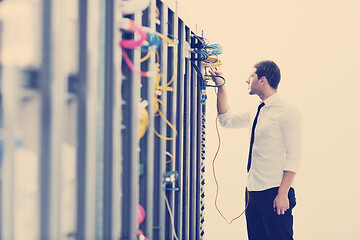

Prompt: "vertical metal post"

[165,6,178,240]
[40,0,52,238]
[0,59,2,240]
[112,0,123,239]
[175,18,185,240]
[189,31,198,240]
[76,0,87,238]
[102,0,117,238]
[85,0,101,238]
[40,0,68,238]
[1,2,42,239]
[1,67,18,240]
[121,11,140,240]
[50,0,68,238]
[95,0,107,237]
[138,0,156,239]
[182,25,191,240]
[153,1,168,239]
[199,84,206,240]
[198,30,206,240]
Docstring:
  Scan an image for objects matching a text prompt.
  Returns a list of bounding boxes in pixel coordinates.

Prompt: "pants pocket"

[288,187,296,209]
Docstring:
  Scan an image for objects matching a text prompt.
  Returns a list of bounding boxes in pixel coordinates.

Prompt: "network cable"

[165,195,180,240]
[189,34,225,98]
[212,89,249,225]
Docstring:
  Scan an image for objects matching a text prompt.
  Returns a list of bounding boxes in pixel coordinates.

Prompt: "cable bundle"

[205,44,223,55]
[192,49,210,61]
[119,18,178,78]
[190,34,226,104]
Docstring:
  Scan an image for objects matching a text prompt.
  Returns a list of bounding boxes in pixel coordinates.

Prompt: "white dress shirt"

[218,93,302,191]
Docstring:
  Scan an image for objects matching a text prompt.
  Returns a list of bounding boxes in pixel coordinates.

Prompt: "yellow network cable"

[166,152,174,164]
[205,55,218,63]
[151,49,178,141]
[154,98,178,140]
[139,105,149,139]
[203,59,222,68]
[140,51,151,63]
[156,7,160,19]
[155,32,177,46]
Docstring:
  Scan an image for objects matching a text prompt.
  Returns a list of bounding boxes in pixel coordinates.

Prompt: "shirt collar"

[261,92,279,108]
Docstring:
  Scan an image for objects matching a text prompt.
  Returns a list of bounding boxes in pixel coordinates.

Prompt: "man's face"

[246,68,260,95]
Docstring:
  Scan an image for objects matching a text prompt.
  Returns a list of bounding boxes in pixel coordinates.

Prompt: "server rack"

[0,0,209,239]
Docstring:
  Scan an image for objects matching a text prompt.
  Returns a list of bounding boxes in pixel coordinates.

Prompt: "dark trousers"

[245,187,296,240]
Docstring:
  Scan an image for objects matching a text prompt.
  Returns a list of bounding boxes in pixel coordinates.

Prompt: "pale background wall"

[179,0,360,239]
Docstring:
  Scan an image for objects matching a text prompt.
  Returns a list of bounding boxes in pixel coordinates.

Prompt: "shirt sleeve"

[281,107,303,173]
[218,108,250,128]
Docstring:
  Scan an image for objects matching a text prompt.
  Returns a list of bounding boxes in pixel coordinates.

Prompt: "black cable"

[204,75,226,88]
[191,34,206,49]
[191,61,206,90]
[191,62,226,89]
[192,49,210,61]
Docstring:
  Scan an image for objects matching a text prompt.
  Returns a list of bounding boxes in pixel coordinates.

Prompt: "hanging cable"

[212,89,249,224]
[154,98,178,140]
[140,51,151,63]
[120,20,178,78]
[165,152,174,164]
[156,32,178,46]
[191,61,205,90]
[205,44,223,55]
[136,204,149,240]
[204,74,226,88]
[152,46,178,140]
[122,49,150,77]
[164,195,180,240]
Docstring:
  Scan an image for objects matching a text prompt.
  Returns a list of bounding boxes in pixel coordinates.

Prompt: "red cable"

[212,89,249,224]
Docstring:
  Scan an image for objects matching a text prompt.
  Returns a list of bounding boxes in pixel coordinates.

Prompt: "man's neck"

[259,89,277,101]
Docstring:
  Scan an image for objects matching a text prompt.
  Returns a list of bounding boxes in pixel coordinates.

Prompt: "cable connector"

[163,171,179,184]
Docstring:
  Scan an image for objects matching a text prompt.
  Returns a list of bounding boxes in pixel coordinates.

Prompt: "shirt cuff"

[283,159,300,173]
[218,110,231,125]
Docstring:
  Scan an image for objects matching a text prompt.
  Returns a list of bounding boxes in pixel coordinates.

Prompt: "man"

[209,60,302,240]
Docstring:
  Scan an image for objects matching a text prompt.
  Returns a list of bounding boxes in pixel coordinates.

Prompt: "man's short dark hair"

[254,60,281,89]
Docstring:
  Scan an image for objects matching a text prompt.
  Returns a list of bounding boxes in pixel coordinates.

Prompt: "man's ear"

[260,76,268,84]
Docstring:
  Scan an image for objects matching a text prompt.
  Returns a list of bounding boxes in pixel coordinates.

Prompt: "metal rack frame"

[0,0,207,239]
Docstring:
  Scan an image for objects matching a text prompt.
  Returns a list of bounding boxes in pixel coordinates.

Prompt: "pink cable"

[120,19,148,49]
[137,204,149,240]
[137,204,146,225]
[122,49,148,77]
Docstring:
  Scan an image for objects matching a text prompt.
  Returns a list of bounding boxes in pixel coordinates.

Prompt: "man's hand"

[274,171,296,215]
[273,193,289,215]
[208,69,229,114]
[208,69,224,86]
